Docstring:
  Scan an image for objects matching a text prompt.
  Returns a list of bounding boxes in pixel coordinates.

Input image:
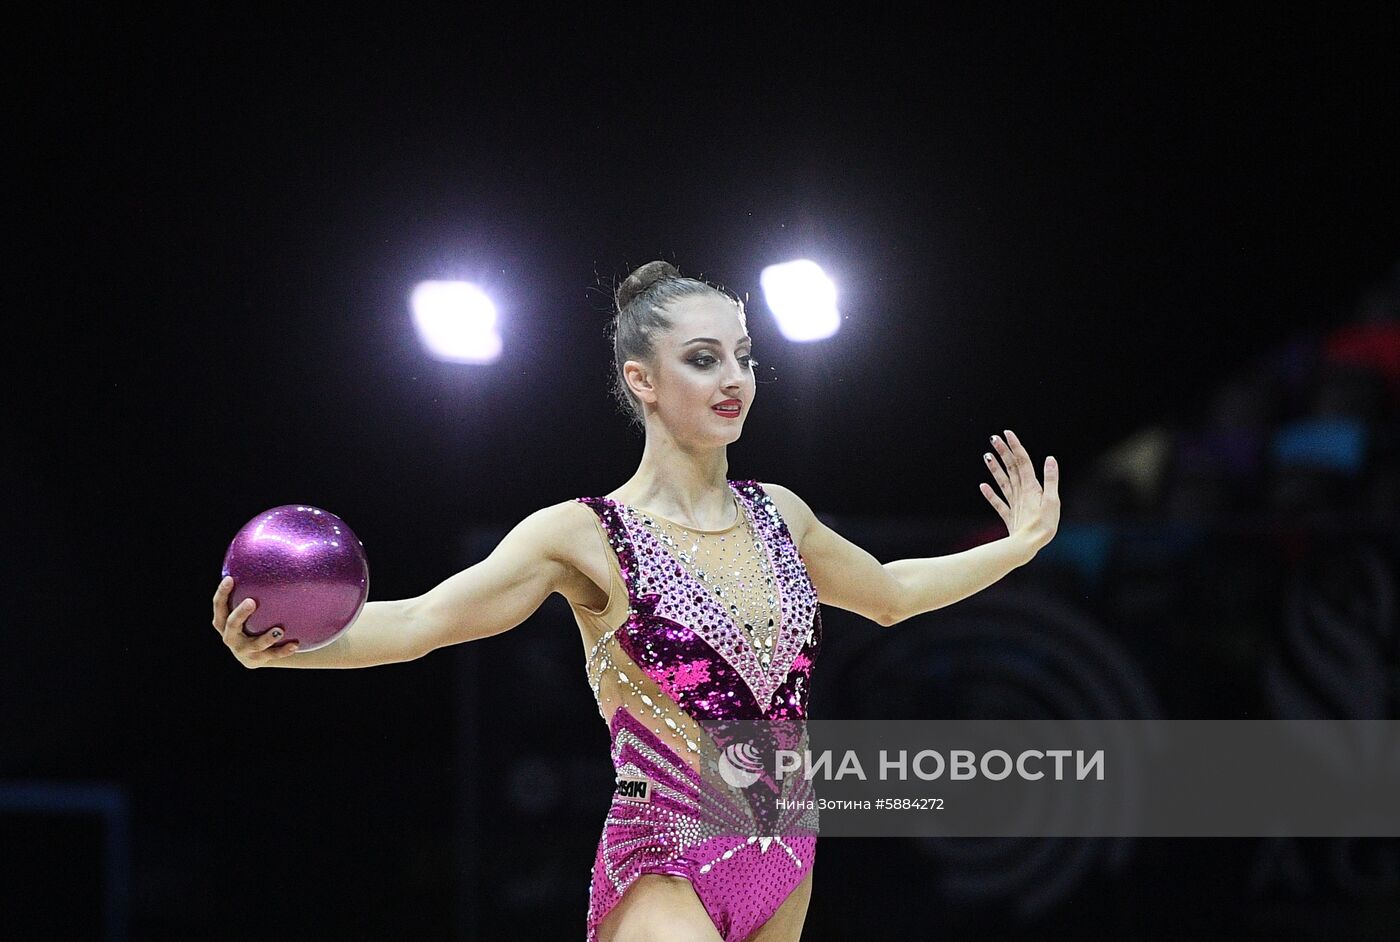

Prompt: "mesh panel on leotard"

[570,487,788,768]
[568,480,824,942]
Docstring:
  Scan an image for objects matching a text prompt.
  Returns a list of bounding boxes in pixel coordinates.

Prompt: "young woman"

[212,261,1060,941]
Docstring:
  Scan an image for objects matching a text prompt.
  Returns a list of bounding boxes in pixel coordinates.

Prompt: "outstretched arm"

[216,502,573,668]
[765,482,905,626]
[404,502,574,655]
[766,429,1059,628]
[885,429,1058,623]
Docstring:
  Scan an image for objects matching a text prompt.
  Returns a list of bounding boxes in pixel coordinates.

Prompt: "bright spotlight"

[760,260,840,342]
[410,280,502,364]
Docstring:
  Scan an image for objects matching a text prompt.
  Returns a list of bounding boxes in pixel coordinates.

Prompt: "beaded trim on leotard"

[628,494,783,668]
[577,480,820,725]
[576,480,823,942]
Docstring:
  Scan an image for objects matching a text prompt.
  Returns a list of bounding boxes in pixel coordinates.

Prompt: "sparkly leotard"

[570,480,823,942]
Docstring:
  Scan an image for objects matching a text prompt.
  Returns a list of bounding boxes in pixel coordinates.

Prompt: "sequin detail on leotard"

[575,480,823,942]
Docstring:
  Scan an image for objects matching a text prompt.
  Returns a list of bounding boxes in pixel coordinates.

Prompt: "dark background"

[8,6,1400,940]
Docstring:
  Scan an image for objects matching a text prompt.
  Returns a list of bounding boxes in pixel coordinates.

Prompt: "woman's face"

[626,294,757,444]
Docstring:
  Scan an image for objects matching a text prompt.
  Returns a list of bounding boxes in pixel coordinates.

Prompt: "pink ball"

[221,505,369,652]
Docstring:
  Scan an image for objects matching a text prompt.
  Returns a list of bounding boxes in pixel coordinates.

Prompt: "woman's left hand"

[980,429,1060,558]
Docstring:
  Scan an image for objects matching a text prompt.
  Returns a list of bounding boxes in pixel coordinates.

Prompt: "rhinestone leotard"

[570,480,823,942]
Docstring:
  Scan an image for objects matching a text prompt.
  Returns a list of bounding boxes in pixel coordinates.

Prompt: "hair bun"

[616,260,681,312]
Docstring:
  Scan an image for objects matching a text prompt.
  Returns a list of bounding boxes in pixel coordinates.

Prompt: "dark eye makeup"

[690,353,758,369]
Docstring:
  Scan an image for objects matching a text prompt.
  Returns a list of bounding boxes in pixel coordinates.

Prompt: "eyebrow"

[683,336,752,346]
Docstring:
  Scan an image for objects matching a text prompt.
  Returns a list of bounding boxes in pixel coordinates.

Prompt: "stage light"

[410,280,502,364]
[760,260,840,342]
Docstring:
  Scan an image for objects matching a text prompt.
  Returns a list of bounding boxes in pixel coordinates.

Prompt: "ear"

[623,359,658,405]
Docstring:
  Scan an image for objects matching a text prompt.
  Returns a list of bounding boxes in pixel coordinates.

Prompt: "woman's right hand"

[212,575,300,668]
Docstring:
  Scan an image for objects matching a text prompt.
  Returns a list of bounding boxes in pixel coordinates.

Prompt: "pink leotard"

[572,480,822,941]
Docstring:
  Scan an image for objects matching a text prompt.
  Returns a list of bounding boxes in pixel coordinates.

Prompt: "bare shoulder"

[757,482,816,549]
[544,498,618,610]
[493,499,605,607]
[533,499,603,566]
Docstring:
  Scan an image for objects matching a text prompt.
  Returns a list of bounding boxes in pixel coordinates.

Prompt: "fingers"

[983,447,1013,497]
[224,597,301,662]
[212,575,233,631]
[229,600,279,646]
[213,577,301,665]
[1001,429,1038,492]
[249,624,299,662]
[979,481,1011,524]
[986,430,1059,542]
[219,597,253,648]
[254,625,286,650]
[214,577,260,641]
[988,434,1019,499]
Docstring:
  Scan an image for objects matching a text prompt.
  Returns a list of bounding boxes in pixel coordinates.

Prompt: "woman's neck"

[612,429,734,528]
